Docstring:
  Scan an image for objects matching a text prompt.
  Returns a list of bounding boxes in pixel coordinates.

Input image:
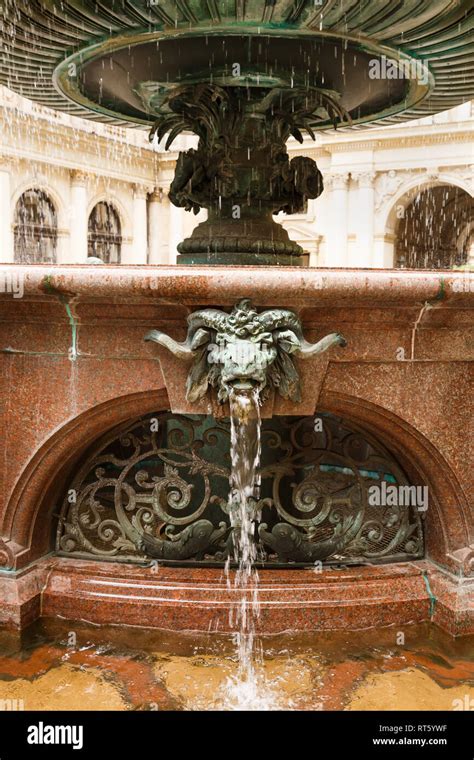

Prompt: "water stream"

[221,387,282,709]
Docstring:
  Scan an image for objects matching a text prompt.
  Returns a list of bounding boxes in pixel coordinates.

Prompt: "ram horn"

[257,309,302,333]
[296,332,347,358]
[145,307,228,360]
[144,329,196,359]
[186,308,229,333]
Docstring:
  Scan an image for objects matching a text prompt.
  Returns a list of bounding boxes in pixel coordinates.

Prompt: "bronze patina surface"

[1,2,471,263]
[2,2,471,127]
[145,298,346,403]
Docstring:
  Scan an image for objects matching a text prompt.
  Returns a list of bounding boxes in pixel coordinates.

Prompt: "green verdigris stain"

[41,275,78,361]
[435,277,446,301]
[422,571,437,618]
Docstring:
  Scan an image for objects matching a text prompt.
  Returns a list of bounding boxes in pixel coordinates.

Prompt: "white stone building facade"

[0,85,472,268]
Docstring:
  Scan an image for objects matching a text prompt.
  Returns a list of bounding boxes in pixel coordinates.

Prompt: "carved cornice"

[327,140,384,153]
[286,145,330,160]
[0,109,154,156]
[325,128,474,152]
[0,111,157,185]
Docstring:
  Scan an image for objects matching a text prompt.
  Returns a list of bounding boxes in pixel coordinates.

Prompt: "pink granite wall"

[0,266,472,583]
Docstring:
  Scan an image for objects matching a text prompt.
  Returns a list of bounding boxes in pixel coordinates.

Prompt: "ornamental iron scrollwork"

[56,413,424,566]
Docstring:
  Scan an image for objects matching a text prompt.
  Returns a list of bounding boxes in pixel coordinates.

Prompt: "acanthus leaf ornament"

[147,84,343,263]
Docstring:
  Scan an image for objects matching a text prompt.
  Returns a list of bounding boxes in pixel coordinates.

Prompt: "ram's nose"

[231,379,257,391]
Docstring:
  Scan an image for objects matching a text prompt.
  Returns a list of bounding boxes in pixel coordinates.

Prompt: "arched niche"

[1,391,470,576]
[394,184,473,269]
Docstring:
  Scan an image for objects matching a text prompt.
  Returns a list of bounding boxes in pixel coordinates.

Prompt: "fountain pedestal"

[150,84,330,265]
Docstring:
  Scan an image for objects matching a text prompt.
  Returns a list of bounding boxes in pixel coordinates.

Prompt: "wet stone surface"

[0,620,472,711]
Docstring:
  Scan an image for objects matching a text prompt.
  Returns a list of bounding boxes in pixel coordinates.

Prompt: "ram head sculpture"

[145,299,346,404]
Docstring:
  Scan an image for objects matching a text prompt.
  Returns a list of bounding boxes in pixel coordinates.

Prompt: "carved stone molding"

[0,154,14,172]
[326,172,350,191]
[374,170,406,212]
[354,171,376,189]
[134,183,153,200]
[425,167,440,182]
[375,166,473,214]
[70,169,89,185]
[446,164,474,192]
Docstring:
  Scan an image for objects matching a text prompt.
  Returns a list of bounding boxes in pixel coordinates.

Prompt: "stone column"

[68,170,88,263]
[147,187,168,265]
[310,234,323,268]
[353,171,376,267]
[131,184,149,264]
[168,203,184,265]
[0,157,13,262]
[326,172,349,267]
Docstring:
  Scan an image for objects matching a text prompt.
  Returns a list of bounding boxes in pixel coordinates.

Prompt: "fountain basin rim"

[1,265,471,307]
[52,26,433,129]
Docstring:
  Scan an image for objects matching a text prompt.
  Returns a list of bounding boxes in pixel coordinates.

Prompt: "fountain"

[1,1,471,266]
[144,299,345,702]
[0,1,472,673]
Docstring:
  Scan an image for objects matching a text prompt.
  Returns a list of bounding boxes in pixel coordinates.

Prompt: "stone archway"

[0,390,169,571]
[378,177,473,270]
[394,184,473,268]
[319,391,472,577]
[1,388,471,635]
[1,387,471,578]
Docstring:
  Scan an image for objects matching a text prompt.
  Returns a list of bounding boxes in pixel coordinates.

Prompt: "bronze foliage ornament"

[149,85,348,263]
[150,83,345,213]
[145,299,347,403]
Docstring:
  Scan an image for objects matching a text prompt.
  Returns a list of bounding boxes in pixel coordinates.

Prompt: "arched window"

[87,202,122,263]
[395,185,473,269]
[14,189,57,264]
